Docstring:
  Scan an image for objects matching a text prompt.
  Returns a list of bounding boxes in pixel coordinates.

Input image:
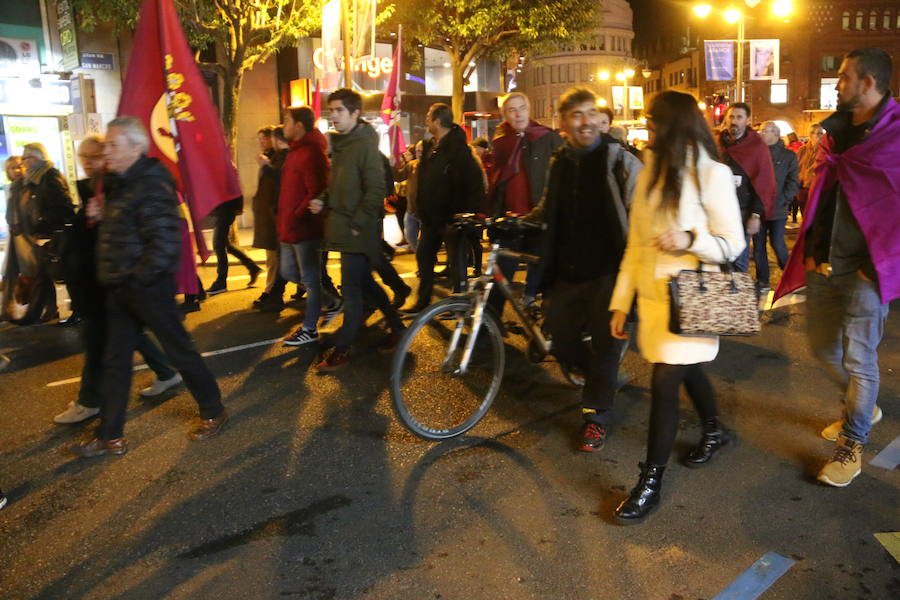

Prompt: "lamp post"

[615,68,635,121]
[693,1,792,103]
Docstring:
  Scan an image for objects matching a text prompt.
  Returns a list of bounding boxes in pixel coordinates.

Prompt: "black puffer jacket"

[23,165,75,237]
[96,156,182,287]
[417,125,485,227]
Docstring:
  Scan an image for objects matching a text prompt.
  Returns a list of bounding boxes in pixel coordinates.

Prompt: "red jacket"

[277,128,329,243]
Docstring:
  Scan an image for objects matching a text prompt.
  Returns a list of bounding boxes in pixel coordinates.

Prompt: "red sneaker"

[579,422,607,452]
[317,349,350,373]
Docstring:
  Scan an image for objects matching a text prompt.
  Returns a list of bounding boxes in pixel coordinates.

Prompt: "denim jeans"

[334,252,404,352]
[280,240,337,332]
[752,218,789,287]
[734,234,752,274]
[806,271,889,444]
[404,212,421,253]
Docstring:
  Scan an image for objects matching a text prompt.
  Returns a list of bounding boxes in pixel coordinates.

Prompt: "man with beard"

[774,48,899,487]
[487,92,563,313]
[527,87,642,452]
[717,103,776,279]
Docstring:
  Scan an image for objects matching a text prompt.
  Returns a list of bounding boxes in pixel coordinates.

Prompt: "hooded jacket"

[323,120,385,259]
[96,156,182,287]
[416,124,485,227]
[278,128,329,244]
[775,97,900,303]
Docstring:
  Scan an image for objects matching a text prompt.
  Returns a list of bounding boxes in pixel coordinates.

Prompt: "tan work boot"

[817,435,863,487]
[821,405,882,441]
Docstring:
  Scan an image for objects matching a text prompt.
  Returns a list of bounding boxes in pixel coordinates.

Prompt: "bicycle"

[389,214,587,441]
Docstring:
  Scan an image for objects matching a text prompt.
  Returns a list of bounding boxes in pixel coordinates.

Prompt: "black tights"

[646,363,718,465]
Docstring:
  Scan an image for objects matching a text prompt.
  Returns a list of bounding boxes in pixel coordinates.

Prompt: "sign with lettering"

[56,0,80,71]
[80,52,115,71]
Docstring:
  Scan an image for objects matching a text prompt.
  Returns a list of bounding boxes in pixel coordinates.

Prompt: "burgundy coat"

[277,128,329,243]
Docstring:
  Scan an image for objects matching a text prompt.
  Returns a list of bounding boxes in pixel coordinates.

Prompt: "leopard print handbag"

[668,237,761,337]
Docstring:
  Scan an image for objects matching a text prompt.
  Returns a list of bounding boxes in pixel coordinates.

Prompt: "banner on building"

[704,40,734,81]
[352,0,376,59]
[749,39,779,80]
[320,0,342,89]
[612,86,644,111]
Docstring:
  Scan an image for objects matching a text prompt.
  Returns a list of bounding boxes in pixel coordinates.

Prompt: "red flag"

[117,0,242,260]
[312,79,321,121]
[380,26,406,164]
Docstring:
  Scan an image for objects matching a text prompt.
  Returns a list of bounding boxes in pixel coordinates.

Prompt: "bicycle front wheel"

[390,297,505,440]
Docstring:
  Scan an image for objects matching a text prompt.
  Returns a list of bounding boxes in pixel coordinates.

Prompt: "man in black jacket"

[70,117,227,458]
[527,87,642,452]
[404,103,485,312]
[756,121,800,293]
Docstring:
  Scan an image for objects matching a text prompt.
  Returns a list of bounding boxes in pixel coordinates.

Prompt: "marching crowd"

[0,46,896,523]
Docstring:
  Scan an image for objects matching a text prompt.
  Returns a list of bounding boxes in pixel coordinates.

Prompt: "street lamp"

[598,71,610,81]
[693,1,792,103]
[616,69,635,121]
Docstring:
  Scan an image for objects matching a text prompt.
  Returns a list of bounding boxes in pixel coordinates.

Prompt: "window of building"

[820,78,839,110]
[821,55,840,71]
[550,65,558,83]
[885,10,892,30]
[869,10,878,29]
[842,11,849,30]
[855,10,863,30]
[770,81,788,104]
[568,64,575,82]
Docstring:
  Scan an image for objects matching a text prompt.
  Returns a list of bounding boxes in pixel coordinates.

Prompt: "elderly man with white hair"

[70,116,228,458]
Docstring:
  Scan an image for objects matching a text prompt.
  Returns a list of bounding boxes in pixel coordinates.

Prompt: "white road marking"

[46,338,282,388]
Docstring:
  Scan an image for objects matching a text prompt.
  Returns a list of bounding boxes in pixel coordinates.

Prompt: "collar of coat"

[24,161,52,185]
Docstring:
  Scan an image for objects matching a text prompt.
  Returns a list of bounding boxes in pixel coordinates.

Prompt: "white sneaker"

[53,401,100,424]
[821,405,882,441]
[139,373,183,397]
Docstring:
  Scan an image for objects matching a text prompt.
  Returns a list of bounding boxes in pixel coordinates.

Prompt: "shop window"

[820,78,838,110]
[821,55,839,71]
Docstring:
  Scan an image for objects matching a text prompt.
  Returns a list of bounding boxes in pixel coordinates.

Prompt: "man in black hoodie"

[70,117,227,458]
[404,103,485,312]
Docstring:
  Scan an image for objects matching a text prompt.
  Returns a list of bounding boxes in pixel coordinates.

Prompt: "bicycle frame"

[452,242,551,375]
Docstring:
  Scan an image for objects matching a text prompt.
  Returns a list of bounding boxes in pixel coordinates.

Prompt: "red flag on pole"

[117,0,242,259]
[312,79,321,122]
[380,26,406,164]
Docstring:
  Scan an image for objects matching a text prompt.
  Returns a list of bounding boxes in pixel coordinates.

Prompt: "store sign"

[313,47,393,79]
[80,52,114,71]
[0,37,41,77]
[56,0,81,71]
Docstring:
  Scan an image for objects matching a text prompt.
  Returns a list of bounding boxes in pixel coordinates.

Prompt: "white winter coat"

[609,148,746,364]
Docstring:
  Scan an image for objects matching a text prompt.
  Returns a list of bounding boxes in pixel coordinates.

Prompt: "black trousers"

[212,206,256,283]
[96,276,223,440]
[415,224,465,304]
[543,275,627,424]
[646,363,718,465]
[20,255,57,322]
[334,253,404,352]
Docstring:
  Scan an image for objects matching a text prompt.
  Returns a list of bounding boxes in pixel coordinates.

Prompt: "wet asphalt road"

[1,243,898,600]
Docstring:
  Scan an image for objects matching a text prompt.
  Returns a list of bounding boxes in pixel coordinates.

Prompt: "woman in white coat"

[608,91,746,524]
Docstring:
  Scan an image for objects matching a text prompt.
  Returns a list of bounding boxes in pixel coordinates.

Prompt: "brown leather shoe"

[70,436,128,458]
[188,410,229,441]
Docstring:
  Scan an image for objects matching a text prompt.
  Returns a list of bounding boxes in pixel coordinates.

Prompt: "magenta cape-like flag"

[117,0,241,260]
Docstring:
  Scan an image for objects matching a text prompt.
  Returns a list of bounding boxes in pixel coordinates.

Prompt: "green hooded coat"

[323,120,385,259]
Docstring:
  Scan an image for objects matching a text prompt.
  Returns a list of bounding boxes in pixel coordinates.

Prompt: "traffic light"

[712,95,727,126]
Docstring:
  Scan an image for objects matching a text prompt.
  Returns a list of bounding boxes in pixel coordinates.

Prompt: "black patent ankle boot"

[615,462,665,525]
[685,418,733,468]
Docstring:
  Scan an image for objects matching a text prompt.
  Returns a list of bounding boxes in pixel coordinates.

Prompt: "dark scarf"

[719,128,777,219]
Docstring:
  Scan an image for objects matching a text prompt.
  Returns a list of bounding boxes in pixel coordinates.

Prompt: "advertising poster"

[704,40,734,81]
[320,0,342,89]
[750,39,779,80]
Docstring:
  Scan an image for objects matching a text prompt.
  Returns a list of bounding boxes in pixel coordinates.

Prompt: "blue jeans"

[280,240,338,332]
[734,234,752,274]
[752,219,789,287]
[806,271,889,444]
[404,212,421,253]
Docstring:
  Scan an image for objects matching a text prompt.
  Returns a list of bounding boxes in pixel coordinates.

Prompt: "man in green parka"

[312,88,406,371]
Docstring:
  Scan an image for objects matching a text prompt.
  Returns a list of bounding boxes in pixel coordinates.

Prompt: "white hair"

[22,142,48,161]
[762,121,780,136]
[499,91,531,110]
[107,116,150,153]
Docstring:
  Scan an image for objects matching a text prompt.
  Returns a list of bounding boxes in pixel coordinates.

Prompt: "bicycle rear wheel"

[390,297,505,440]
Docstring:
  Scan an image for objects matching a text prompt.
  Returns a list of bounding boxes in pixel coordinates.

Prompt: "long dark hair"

[646,91,719,216]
